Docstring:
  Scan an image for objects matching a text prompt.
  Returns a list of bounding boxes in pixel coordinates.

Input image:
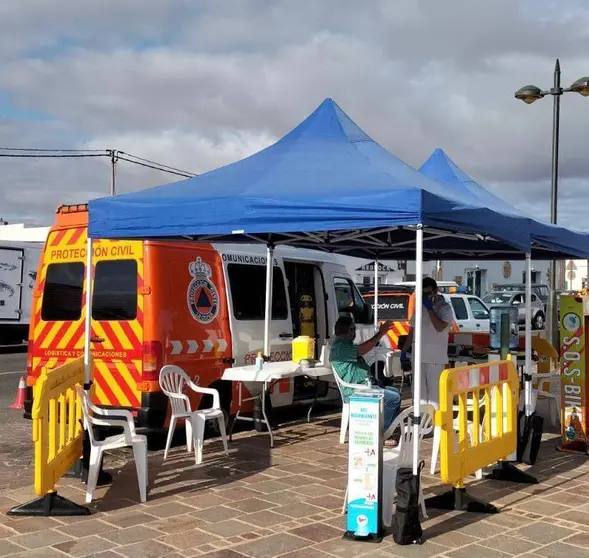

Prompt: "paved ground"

[0,352,33,491]
[1,391,589,558]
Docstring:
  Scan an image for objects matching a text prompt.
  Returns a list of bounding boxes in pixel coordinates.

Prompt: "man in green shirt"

[331,316,401,440]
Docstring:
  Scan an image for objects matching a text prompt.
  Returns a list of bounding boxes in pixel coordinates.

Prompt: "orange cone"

[10,376,26,410]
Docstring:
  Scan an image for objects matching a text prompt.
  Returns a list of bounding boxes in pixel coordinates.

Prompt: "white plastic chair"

[342,404,435,523]
[76,386,148,503]
[383,351,411,390]
[331,365,372,444]
[530,338,561,426]
[159,365,229,464]
[528,370,561,426]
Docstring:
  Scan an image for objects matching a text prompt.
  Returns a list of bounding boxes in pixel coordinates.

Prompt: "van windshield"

[369,295,409,320]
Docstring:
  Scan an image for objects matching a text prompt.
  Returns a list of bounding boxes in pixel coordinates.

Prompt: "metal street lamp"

[515,59,589,347]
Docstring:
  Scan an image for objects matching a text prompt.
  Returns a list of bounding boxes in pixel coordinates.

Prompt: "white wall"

[339,255,589,294]
[0,223,50,242]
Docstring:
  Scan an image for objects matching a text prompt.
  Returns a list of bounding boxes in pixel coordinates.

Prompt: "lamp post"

[515,59,589,347]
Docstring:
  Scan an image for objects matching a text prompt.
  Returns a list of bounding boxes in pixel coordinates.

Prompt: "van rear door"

[32,231,143,409]
[32,251,86,376]
[90,245,143,409]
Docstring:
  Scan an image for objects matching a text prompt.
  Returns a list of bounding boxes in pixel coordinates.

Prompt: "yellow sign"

[47,241,142,263]
[559,294,586,445]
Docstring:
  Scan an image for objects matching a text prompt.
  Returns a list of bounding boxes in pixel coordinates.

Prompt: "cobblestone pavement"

[2,402,589,557]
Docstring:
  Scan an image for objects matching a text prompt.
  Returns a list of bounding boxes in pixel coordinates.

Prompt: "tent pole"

[263,244,275,358]
[83,237,93,386]
[374,256,379,331]
[412,226,424,476]
[525,253,532,415]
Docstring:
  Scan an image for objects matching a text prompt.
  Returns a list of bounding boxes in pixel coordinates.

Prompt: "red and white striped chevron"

[453,361,510,391]
[168,339,228,355]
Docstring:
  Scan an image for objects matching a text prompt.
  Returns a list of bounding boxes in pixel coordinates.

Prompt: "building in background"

[345,256,588,295]
[354,260,403,287]
[405,260,551,297]
[563,260,589,291]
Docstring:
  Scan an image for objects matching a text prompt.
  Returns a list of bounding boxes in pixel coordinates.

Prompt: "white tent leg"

[412,226,424,476]
[374,256,379,331]
[83,237,94,385]
[263,245,275,358]
[525,253,532,415]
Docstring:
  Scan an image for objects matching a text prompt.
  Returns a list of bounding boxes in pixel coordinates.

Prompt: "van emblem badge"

[187,257,219,324]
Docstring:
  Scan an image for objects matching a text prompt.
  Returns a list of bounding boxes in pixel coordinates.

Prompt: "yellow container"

[292,336,315,363]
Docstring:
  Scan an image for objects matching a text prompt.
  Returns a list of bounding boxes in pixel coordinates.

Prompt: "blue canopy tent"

[418,147,588,336]
[88,99,589,261]
[85,98,589,484]
[419,148,589,259]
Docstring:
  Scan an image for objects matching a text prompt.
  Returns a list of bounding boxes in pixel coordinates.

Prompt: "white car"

[442,293,490,333]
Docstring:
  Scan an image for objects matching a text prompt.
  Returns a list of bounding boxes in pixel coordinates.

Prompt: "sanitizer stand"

[344,389,384,543]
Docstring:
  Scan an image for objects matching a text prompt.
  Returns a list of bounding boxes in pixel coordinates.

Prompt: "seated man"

[331,316,402,444]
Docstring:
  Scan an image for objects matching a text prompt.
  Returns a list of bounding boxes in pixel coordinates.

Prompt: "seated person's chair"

[331,365,371,444]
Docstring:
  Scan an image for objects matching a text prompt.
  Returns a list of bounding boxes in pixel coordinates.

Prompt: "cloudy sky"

[2,0,589,234]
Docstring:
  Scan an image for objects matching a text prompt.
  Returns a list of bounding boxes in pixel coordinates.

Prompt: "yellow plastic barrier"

[33,357,85,496]
[9,357,90,516]
[427,356,519,513]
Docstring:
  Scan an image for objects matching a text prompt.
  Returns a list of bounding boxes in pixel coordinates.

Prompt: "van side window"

[228,264,288,321]
[450,297,468,321]
[92,260,138,321]
[334,277,371,324]
[41,263,85,321]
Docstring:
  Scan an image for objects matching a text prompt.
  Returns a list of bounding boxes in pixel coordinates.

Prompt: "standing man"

[403,277,452,409]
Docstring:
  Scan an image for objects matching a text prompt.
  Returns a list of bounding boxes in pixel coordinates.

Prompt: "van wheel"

[534,312,545,330]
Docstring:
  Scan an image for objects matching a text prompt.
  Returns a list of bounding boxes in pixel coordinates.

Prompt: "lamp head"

[515,85,544,104]
[570,77,589,97]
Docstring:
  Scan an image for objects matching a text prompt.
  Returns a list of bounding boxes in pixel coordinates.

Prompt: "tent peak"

[278,97,373,145]
[420,148,475,186]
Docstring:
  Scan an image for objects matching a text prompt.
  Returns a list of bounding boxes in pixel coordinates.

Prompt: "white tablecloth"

[222,361,333,384]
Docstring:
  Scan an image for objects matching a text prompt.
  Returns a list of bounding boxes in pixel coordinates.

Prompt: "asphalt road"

[0,352,26,409]
[0,351,33,491]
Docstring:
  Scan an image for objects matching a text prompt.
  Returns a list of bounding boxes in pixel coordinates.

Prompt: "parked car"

[442,293,490,332]
[492,283,549,310]
[482,290,545,330]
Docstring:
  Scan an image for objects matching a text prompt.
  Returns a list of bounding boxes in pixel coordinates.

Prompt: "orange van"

[25,204,377,432]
